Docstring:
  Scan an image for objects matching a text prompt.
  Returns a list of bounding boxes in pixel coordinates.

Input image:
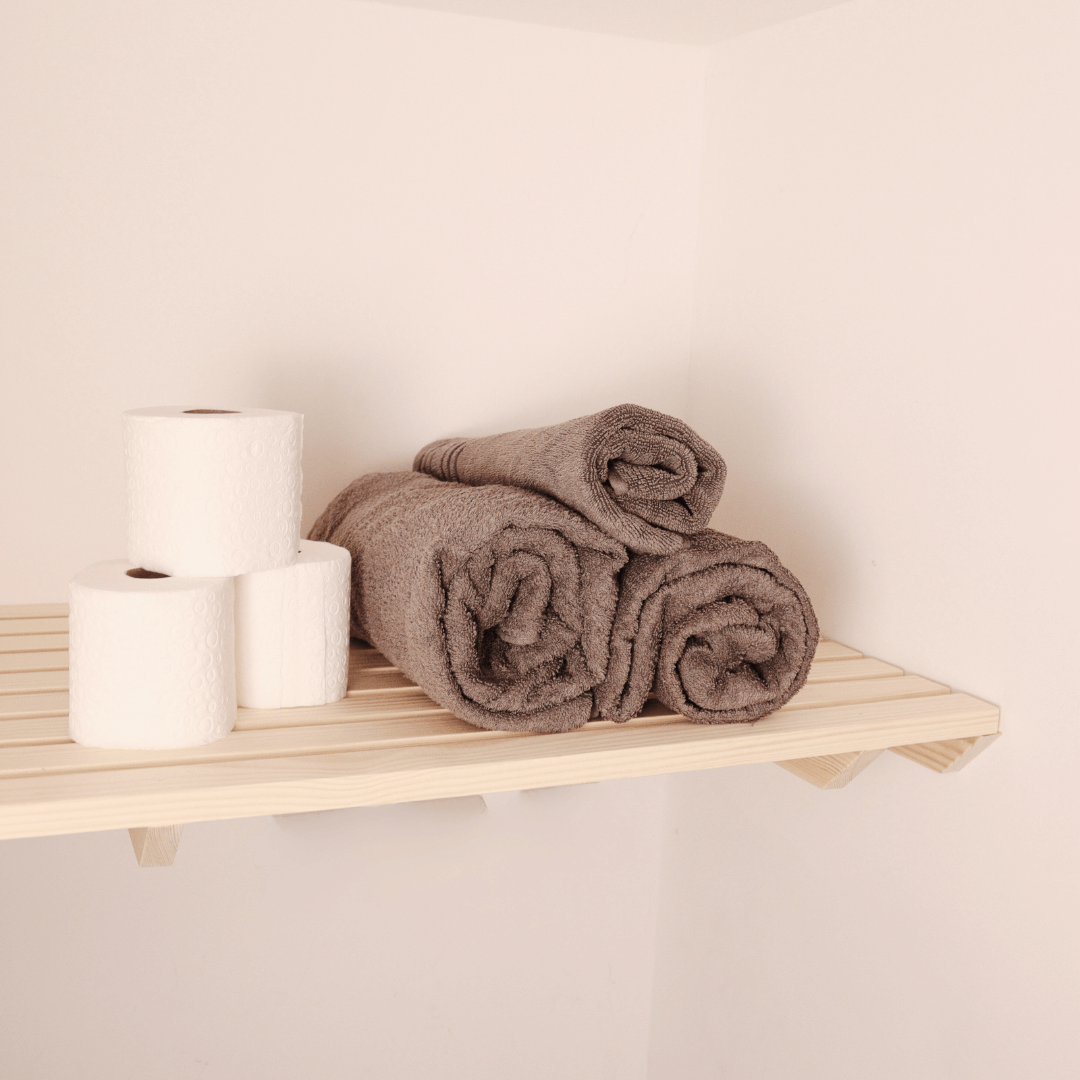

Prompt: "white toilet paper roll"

[68,561,236,748]
[235,540,351,709]
[125,406,303,577]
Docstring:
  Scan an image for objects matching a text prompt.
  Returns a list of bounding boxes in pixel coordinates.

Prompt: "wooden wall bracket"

[776,748,885,789]
[128,825,183,867]
[890,733,1001,773]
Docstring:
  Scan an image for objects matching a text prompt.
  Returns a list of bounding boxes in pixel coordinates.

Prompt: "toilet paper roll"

[68,561,236,748]
[125,406,303,577]
[235,540,351,708]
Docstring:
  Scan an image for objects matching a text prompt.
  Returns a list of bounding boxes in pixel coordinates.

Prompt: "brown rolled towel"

[413,403,726,556]
[308,471,628,733]
[596,530,818,724]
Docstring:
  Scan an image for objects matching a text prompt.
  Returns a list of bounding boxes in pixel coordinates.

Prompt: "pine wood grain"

[129,825,183,867]
[0,651,69,674]
[776,748,885,789]
[0,633,69,654]
[0,608,1002,842]
[0,717,70,748]
[0,675,946,754]
[0,604,68,620]
[349,648,397,674]
[0,692,70,720]
[813,641,863,661]
[235,689,452,730]
[0,617,69,636]
[890,733,1002,773]
[0,692,1000,839]
[345,670,417,693]
[0,676,953,777]
[0,670,68,696]
[805,657,903,682]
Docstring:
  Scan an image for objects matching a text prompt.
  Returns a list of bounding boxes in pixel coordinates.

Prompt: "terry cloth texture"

[596,530,818,724]
[308,471,628,733]
[413,403,726,556]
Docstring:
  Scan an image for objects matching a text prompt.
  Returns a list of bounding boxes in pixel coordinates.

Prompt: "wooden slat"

[0,714,497,778]
[0,717,70,748]
[0,644,894,682]
[0,653,897,694]
[0,670,67,696]
[0,691,1000,839]
[341,644,886,681]
[780,674,945,710]
[0,692,70,720]
[0,603,68,620]
[0,617,69,636]
[0,651,69,674]
[813,641,863,661]
[236,688,450,730]
[239,672,945,734]
[0,633,68,653]
[806,657,901,682]
[345,669,416,694]
[349,649,397,674]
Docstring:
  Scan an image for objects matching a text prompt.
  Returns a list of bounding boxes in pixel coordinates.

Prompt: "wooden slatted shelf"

[0,604,1000,866]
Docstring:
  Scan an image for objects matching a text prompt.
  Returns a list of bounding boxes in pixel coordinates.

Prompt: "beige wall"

[1,784,668,1079]
[0,3,702,1077]
[0,0,702,604]
[650,1,1079,1077]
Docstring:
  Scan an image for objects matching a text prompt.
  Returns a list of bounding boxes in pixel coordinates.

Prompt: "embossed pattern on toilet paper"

[235,540,351,709]
[125,407,303,577]
[316,549,351,701]
[68,562,236,749]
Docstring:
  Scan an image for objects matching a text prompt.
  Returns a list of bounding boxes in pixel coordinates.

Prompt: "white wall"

[0,3,704,1077]
[650,1,1079,1077]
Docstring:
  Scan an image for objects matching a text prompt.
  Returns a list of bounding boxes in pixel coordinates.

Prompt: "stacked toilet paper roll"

[235,540,351,709]
[125,407,303,576]
[68,404,355,749]
[69,562,236,748]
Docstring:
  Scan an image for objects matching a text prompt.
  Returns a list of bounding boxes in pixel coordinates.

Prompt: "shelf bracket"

[129,825,183,867]
[890,732,1001,773]
[776,748,885,790]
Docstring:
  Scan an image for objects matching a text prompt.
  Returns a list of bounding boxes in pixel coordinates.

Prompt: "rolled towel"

[413,404,726,556]
[308,471,628,733]
[596,531,818,724]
